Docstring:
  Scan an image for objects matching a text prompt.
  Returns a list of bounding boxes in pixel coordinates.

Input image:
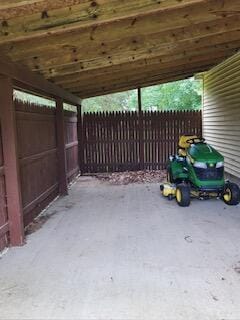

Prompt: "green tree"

[82,79,202,113]
[142,79,202,111]
[82,90,137,113]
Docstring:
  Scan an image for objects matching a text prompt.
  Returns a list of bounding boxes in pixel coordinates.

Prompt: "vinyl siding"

[203,52,240,179]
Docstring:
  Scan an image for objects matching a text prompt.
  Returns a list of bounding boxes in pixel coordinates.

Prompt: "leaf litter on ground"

[94,170,167,185]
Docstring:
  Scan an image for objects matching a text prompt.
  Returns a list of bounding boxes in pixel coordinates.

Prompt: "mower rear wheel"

[176,184,191,207]
[223,182,240,206]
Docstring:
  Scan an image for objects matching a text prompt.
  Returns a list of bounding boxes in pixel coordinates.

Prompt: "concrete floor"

[1,176,240,320]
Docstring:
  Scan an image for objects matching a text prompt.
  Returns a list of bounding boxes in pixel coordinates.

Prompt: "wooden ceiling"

[0,0,239,98]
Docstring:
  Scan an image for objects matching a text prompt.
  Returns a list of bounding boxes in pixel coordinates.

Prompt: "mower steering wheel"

[186,137,205,144]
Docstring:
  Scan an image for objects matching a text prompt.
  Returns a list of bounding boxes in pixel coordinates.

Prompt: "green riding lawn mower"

[160,135,240,207]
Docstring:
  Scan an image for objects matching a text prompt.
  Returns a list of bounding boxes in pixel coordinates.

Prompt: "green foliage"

[82,90,138,112]
[82,79,202,113]
[141,79,202,111]
[14,90,77,111]
[14,90,55,107]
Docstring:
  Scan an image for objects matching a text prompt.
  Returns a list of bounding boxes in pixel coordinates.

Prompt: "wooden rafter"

[52,40,240,87]
[2,1,239,53]
[5,15,238,76]
[0,0,209,43]
[69,53,234,97]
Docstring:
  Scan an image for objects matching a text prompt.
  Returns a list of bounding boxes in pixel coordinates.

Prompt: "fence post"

[0,76,24,246]
[138,88,144,170]
[138,88,142,112]
[77,105,84,173]
[56,98,68,195]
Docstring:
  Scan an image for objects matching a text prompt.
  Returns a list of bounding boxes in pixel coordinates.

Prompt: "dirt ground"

[0,176,240,320]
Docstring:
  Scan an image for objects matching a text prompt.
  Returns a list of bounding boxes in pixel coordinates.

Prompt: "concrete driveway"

[0,176,240,320]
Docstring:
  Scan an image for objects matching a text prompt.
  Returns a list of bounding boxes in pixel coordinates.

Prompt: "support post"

[138,88,144,170]
[56,98,68,195]
[77,105,84,173]
[0,76,24,246]
[138,87,142,112]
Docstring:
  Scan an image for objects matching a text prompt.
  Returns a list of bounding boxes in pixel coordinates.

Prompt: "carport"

[0,1,240,318]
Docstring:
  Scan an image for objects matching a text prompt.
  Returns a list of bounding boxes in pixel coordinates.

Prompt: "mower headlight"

[216,161,224,168]
[193,162,207,169]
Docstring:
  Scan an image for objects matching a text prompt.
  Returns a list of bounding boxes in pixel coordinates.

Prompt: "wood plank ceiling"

[0,0,239,98]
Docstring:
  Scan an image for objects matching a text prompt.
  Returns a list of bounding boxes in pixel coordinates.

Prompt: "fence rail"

[81,110,202,173]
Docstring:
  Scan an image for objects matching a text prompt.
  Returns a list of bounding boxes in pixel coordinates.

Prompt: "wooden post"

[0,76,24,246]
[56,98,68,195]
[138,88,144,170]
[138,87,142,112]
[77,105,84,173]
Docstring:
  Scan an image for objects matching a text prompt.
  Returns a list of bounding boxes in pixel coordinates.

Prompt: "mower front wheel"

[176,184,191,207]
[223,182,240,206]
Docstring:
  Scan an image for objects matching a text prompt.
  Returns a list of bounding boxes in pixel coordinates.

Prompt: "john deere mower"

[160,135,240,207]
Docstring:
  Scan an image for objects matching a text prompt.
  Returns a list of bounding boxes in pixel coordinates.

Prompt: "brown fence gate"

[81,110,202,173]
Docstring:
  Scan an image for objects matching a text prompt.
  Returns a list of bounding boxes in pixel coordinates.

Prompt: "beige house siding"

[203,52,240,179]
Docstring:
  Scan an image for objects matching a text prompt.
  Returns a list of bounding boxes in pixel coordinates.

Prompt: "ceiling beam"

[53,41,240,87]
[61,55,236,91]
[37,16,240,72]
[2,18,238,81]
[2,0,239,56]
[71,58,225,97]
[0,0,210,43]
[0,56,81,104]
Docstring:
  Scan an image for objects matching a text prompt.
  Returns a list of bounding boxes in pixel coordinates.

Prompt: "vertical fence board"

[64,110,79,182]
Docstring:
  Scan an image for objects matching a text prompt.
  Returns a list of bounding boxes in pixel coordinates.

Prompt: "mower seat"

[178,135,198,156]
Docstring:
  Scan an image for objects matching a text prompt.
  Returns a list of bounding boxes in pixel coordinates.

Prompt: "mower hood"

[187,142,224,164]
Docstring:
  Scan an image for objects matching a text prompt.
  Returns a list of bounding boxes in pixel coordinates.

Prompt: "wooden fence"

[0,106,201,250]
[0,69,80,250]
[16,101,79,226]
[81,110,202,173]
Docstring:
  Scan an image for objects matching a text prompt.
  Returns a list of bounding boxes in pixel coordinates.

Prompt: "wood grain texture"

[57,49,239,90]
[24,17,239,76]
[0,0,239,97]
[0,0,206,42]
[52,39,240,84]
